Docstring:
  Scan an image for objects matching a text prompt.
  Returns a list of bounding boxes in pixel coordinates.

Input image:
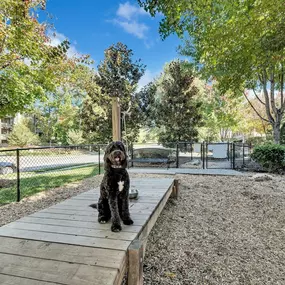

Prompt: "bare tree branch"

[241,89,271,123]
[252,88,265,105]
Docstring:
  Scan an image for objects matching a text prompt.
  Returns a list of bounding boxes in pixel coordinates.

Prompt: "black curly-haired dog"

[90,141,133,232]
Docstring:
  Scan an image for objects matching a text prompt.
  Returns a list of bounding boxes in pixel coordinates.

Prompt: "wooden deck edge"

[126,179,179,285]
[114,253,128,285]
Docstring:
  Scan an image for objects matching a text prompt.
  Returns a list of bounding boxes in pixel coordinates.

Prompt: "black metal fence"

[129,142,253,170]
[0,144,107,205]
[0,142,253,205]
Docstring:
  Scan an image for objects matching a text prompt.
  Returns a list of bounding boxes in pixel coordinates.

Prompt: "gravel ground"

[1,172,285,285]
[143,173,285,285]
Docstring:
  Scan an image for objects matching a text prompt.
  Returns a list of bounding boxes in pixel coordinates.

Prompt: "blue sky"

[42,0,184,88]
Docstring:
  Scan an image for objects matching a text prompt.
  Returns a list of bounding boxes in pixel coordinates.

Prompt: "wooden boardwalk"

[0,178,175,285]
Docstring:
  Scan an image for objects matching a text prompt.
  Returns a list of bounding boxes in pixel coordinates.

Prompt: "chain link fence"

[0,145,107,205]
[0,142,254,205]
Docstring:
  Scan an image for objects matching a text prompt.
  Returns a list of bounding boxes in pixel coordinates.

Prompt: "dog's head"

[104,141,127,170]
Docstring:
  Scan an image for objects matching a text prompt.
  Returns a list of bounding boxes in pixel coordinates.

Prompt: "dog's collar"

[111,165,123,169]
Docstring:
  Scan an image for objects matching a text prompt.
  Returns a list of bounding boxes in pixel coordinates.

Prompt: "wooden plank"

[3,223,137,241]
[112,97,121,141]
[0,237,125,270]
[129,204,157,211]
[70,196,160,203]
[14,217,141,233]
[0,228,130,251]
[28,213,146,227]
[40,208,151,220]
[0,253,117,285]
[50,204,98,211]
[0,274,59,285]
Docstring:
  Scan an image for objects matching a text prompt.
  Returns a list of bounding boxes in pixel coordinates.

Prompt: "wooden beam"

[128,239,143,285]
[171,179,180,199]
[112,97,121,141]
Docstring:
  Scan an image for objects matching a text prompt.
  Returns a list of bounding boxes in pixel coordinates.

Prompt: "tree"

[150,60,203,144]
[8,119,40,147]
[0,0,90,116]
[138,0,285,143]
[67,130,85,145]
[97,42,145,101]
[81,42,146,143]
[81,75,147,144]
[199,85,244,142]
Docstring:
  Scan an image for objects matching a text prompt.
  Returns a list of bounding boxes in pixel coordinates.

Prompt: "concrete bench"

[129,148,176,169]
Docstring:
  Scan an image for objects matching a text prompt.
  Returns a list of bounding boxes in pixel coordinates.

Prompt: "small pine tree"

[67,130,85,145]
[8,119,40,147]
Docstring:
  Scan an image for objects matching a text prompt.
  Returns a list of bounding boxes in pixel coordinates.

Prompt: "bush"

[67,130,85,145]
[251,143,285,173]
[8,120,40,147]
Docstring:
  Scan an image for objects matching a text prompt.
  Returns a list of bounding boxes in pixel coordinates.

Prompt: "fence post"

[202,142,205,169]
[242,143,245,166]
[16,149,20,202]
[205,142,209,169]
[232,143,236,169]
[176,142,179,168]
[98,145,101,175]
[131,144,134,168]
[227,142,230,161]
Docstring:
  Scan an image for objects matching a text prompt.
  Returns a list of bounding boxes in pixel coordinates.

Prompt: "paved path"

[129,168,243,176]
[0,178,175,285]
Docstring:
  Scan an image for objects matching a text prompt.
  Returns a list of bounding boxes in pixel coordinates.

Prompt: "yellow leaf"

[165,272,176,278]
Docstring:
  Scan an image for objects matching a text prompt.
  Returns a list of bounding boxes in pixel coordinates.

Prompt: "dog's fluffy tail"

[89,203,98,209]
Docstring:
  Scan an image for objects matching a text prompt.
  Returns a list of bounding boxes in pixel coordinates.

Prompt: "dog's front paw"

[98,216,109,224]
[111,223,122,232]
[122,218,134,225]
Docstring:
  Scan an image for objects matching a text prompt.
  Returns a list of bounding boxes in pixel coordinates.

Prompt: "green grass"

[0,165,101,205]
[34,163,95,173]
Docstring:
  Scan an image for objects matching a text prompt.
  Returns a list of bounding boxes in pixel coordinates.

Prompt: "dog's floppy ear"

[103,142,114,167]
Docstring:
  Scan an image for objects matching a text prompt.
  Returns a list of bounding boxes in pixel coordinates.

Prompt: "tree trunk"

[272,122,281,144]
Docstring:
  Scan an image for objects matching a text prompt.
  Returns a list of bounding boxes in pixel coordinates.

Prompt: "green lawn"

[0,165,101,205]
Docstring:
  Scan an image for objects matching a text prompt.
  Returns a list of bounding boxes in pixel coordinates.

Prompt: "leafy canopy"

[0,0,91,116]
[139,0,285,143]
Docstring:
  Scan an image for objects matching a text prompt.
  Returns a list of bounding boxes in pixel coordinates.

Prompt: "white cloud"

[48,31,80,58]
[113,19,149,39]
[112,2,150,41]
[117,2,148,20]
[138,69,160,90]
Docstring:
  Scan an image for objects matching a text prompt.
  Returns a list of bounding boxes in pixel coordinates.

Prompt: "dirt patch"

[143,173,285,284]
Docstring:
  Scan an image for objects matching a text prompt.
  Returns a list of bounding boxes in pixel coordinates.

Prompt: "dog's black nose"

[114,151,121,157]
